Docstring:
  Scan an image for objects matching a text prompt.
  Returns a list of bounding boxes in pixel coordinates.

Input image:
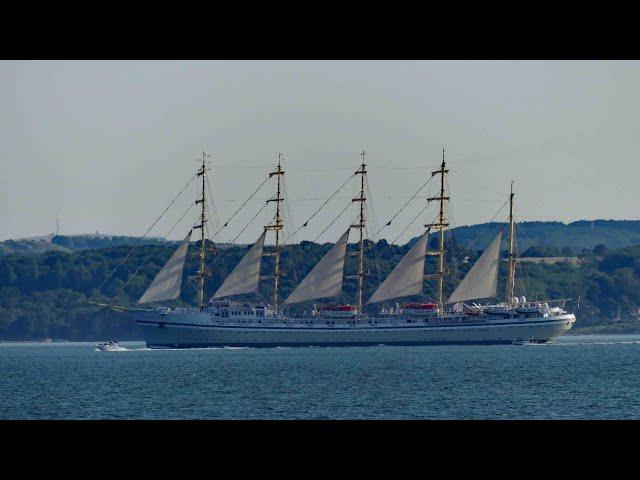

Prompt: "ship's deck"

[136,309,574,330]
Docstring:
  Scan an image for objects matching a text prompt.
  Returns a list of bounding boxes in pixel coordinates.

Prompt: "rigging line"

[464,197,510,252]
[204,179,218,241]
[113,202,198,300]
[391,205,433,245]
[370,175,435,241]
[89,173,196,301]
[287,167,355,172]
[281,173,293,245]
[504,222,526,300]
[363,176,385,286]
[366,164,433,170]
[214,165,353,172]
[513,223,528,300]
[212,176,270,239]
[205,174,221,235]
[444,175,459,282]
[448,171,507,198]
[200,204,270,284]
[220,195,431,202]
[167,202,196,239]
[510,220,534,298]
[229,203,268,244]
[214,164,274,169]
[284,172,355,243]
[279,176,301,284]
[208,164,444,172]
[204,205,213,241]
[364,174,378,240]
[312,201,353,243]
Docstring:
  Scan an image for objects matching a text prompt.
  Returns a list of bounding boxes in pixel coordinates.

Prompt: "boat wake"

[551,339,640,346]
[148,346,252,351]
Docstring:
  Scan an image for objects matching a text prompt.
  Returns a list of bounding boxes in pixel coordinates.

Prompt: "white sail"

[366,231,429,305]
[138,232,192,304]
[212,230,266,299]
[446,231,502,304]
[284,230,350,305]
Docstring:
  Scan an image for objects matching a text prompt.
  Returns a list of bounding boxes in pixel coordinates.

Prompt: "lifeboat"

[402,302,439,317]
[316,304,357,318]
[514,306,542,314]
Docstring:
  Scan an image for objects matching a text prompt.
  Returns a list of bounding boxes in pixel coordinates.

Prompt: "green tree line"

[1,238,639,340]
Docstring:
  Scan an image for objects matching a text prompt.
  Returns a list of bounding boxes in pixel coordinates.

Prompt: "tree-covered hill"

[1,238,640,340]
[5,219,640,258]
[421,220,640,252]
[0,237,72,257]
[0,234,174,257]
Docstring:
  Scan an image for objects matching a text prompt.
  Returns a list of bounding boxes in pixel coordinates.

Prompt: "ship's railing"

[201,314,487,328]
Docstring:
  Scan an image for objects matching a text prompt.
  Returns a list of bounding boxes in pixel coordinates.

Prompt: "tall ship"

[99,151,576,348]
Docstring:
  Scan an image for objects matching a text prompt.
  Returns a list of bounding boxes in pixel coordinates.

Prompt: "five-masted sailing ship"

[124,151,576,348]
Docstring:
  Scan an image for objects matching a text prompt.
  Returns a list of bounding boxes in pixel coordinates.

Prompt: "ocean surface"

[1,334,639,419]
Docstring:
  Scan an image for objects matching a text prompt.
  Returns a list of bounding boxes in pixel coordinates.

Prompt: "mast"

[506,181,516,305]
[195,152,210,311]
[266,154,285,311]
[352,151,367,313]
[426,149,449,313]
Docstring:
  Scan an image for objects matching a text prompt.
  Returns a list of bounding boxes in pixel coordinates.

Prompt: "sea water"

[1,334,639,419]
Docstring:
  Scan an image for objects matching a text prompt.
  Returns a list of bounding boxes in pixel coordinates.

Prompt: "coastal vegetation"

[1,234,640,340]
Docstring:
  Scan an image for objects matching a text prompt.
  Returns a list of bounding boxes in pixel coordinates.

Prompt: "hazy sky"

[1,61,639,244]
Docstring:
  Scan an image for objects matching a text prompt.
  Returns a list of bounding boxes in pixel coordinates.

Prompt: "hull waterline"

[133,310,576,349]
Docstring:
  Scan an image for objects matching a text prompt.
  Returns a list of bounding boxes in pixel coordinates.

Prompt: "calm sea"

[1,334,639,419]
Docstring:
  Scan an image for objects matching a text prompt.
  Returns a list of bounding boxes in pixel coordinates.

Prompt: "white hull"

[133,310,576,348]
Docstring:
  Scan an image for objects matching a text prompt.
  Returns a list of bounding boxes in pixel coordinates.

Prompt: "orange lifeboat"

[402,302,439,317]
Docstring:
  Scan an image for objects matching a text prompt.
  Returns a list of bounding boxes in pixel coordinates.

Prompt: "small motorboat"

[96,340,123,351]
